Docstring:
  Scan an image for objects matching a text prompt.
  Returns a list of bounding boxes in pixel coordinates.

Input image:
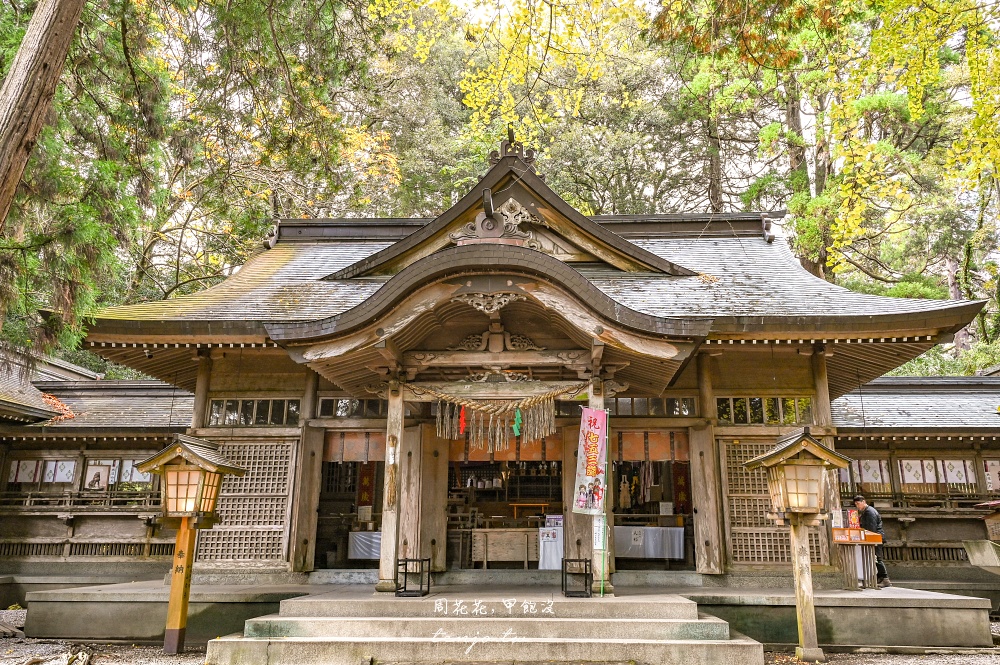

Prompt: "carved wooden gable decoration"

[449,194,598,263]
[326,138,696,280]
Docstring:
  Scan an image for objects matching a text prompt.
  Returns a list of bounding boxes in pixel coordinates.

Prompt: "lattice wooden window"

[219,443,291,495]
[197,529,285,561]
[196,440,294,562]
[214,496,288,526]
[723,439,828,566]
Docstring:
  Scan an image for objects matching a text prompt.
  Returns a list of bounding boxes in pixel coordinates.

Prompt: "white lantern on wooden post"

[746,427,852,664]
[137,435,245,655]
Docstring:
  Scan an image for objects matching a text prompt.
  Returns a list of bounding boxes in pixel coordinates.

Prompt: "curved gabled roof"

[265,243,712,343]
[326,153,697,279]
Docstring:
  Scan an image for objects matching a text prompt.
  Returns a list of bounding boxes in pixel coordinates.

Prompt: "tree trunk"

[707,117,722,212]
[946,256,971,351]
[785,73,808,194]
[813,93,830,196]
[0,0,87,231]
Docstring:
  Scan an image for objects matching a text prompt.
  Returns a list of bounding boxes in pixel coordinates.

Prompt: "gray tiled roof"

[0,356,58,421]
[95,231,966,333]
[832,377,1000,430]
[28,381,193,429]
[600,238,965,321]
[98,242,390,321]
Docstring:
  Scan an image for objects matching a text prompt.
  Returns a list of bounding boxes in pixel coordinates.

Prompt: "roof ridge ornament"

[449,193,539,246]
[489,124,538,171]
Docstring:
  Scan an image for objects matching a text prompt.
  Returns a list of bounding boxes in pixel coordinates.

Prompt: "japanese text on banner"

[573,407,607,515]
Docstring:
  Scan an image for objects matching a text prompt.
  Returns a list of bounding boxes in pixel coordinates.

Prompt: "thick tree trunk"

[707,117,722,212]
[784,73,808,194]
[0,0,87,231]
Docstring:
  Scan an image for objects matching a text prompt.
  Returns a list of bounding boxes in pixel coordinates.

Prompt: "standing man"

[853,495,890,588]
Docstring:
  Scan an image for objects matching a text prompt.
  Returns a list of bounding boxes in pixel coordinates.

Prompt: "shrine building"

[1,139,995,598]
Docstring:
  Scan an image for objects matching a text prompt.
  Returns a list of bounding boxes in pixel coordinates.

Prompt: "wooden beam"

[591,338,605,371]
[375,338,402,364]
[404,381,589,401]
[402,349,590,369]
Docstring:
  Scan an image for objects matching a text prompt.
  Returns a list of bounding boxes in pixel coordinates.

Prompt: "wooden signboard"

[985,513,1000,541]
[831,528,883,544]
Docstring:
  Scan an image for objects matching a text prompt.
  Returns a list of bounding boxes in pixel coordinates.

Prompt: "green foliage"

[1,0,998,380]
[890,341,1000,376]
[839,274,948,300]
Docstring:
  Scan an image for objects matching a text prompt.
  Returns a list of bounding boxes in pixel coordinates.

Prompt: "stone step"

[278,592,700,620]
[205,633,764,665]
[244,615,730,641]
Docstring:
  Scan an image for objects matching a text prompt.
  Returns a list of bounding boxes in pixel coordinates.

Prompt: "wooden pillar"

[376,383,404,592]
[811,345,833,428]
[562,426,591,565]
[289,371,321,571]
[420,424,448,572]
[590,379,613,595]
[190,350,212,429]
[813,345,839,568]
[398,425,423,562]
[790,514,825,663]
[164,516,197,654]
[691,352,725,574]
[605,458,616,575]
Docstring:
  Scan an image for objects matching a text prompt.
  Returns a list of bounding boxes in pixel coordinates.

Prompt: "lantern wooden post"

[789,514,822,662]
[164,515,197,654]
[745,428,852,665]
[136,435,245,655]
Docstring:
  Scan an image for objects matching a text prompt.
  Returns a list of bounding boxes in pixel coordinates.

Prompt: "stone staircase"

[204,586,764,665]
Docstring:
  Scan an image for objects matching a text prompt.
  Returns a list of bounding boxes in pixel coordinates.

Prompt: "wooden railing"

[0,490,160,511]
[839,487,998,511]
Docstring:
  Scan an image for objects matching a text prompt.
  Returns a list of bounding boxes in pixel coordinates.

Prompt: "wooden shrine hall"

[72,137,984,592]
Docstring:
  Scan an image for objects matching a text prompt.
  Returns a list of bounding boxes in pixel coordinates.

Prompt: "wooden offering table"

[470,528,539,569]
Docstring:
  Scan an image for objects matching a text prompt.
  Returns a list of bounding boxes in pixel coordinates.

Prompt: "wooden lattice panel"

[728,497,773,528]
[725,441,771,495]
[723,439,828,566]
[196,439,295,562]
[214,496,288,526]
[197,528,285,561]
[731,530,823,564]
[217,442,291,494]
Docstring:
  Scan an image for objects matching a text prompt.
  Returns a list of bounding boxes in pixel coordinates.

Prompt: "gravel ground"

[0,640,205,665]
[0,611,25,629]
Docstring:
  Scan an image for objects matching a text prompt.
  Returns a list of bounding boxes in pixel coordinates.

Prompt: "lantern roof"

[744,427,852,470]
[136,434,246,476]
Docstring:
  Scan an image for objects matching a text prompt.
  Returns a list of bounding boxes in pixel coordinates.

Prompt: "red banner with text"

[573,406,608,515]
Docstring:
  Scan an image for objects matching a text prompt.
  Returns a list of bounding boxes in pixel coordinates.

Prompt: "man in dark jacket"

[854,494,890,587]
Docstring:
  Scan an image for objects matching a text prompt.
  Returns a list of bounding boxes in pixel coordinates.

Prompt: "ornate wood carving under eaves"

[447,323,545,352]
[450,292,525,315]
[467,370,534,383]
